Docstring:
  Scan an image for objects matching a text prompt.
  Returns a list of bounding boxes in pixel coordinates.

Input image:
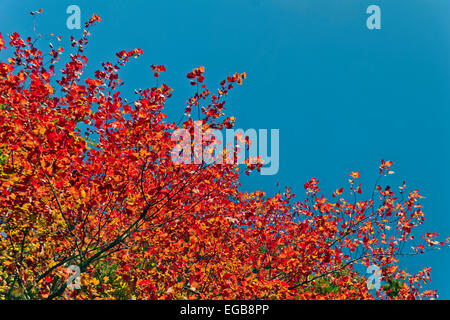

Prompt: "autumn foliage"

[0,13,448,300]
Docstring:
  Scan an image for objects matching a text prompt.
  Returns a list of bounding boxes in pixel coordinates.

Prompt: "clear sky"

[1,0,449,298]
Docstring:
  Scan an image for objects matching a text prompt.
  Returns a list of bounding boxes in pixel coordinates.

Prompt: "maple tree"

[0,12,448,300]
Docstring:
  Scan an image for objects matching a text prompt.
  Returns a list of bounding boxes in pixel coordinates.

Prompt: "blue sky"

[1,0,449,298]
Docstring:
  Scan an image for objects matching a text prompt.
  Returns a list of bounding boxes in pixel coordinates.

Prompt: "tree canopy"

[0,13,448,300]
